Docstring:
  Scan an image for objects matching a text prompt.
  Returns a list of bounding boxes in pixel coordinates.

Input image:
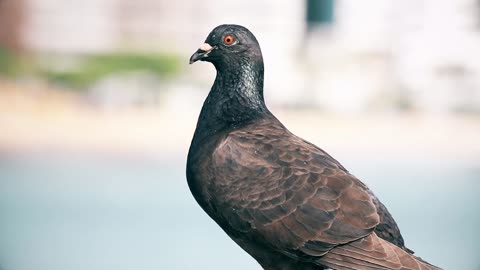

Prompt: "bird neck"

[207,60,268,123]
[193,60,269,145]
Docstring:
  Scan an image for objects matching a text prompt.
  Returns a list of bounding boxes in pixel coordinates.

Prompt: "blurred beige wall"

[6,0,480,112]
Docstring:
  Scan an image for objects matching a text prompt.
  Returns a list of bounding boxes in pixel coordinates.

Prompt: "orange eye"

[223,35,235,45]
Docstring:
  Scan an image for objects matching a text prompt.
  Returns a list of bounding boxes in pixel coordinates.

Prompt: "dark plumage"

[187,24,441,270]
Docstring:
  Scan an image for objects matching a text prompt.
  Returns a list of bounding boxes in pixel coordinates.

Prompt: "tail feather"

[318,233,442,270]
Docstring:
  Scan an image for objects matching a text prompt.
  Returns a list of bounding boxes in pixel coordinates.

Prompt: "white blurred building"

[17,0,480,113]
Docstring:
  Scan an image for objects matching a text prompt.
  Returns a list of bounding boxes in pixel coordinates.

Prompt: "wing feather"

[207,120,441,269]
[212,123,380,256]
[319,233,440,270]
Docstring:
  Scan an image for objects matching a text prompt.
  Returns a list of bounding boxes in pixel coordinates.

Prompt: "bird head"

[189,24,263,67]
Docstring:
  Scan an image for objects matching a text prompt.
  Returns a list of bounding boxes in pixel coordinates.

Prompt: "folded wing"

[211,121,440,269]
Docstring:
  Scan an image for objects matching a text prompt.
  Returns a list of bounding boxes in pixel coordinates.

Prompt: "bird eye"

[223,35,235,45]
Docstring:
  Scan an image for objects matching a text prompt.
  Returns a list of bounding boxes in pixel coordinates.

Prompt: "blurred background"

[0,0,479,269]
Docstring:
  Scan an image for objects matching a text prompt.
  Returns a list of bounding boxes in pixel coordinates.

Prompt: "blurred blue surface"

[0,153,479,270]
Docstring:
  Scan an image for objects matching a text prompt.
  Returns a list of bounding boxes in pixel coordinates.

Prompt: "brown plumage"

[187,24,441,270]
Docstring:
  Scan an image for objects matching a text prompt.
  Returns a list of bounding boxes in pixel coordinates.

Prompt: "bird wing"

[211,121,380,257]
[210,120,441,270]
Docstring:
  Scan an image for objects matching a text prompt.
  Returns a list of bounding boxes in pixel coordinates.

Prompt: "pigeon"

[187,24,441,270]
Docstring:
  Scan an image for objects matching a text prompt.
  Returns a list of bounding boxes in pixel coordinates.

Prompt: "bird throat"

[195,60,269,140]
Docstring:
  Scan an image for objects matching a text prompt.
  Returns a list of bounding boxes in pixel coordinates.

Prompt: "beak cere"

[199,43,213,51]
[189,43,214,64]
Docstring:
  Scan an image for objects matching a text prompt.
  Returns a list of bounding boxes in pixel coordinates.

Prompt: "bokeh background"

[1,0,479,269]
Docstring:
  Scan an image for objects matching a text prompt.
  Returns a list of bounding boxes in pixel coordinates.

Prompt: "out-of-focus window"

[306,0,335,28]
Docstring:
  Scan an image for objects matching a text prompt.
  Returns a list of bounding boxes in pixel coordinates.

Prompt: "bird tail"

[318,233,442,270]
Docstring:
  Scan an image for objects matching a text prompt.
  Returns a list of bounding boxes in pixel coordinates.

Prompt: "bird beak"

[189,43,215,64]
